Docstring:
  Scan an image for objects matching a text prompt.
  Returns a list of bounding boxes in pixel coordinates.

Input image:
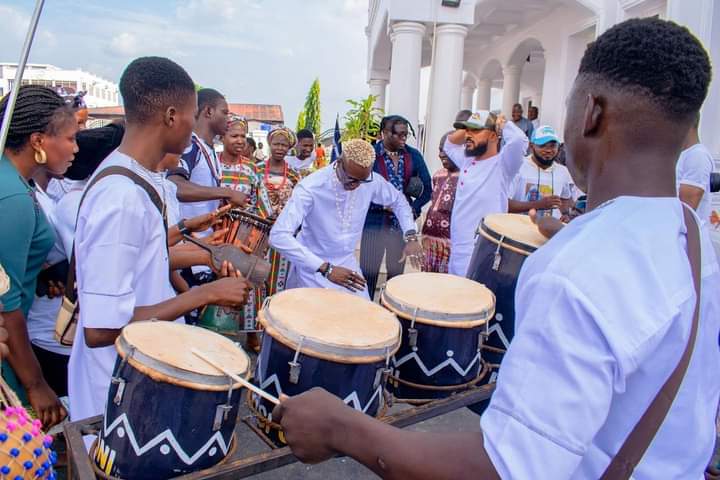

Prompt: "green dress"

[0,156,56,402]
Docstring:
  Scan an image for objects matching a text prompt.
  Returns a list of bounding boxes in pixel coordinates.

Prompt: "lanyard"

[194,136,221,186]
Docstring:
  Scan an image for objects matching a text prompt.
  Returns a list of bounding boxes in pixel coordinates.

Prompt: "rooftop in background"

[228,103,284,124]
[87,103,284,124]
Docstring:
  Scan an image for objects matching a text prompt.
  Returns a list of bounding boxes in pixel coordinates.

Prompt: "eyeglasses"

[337,161,374,185]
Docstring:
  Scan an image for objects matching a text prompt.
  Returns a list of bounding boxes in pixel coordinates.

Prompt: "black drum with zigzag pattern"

[380,273,494,402]
[251,288,401,446]
[465,213,548,414]
[94,322,249,479]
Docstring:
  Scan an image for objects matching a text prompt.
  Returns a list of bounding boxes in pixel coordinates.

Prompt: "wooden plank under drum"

[64,385,494,479]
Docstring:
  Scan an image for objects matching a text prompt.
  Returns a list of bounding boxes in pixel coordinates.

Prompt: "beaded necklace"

[332,163,356,234]
[263,159,288,191]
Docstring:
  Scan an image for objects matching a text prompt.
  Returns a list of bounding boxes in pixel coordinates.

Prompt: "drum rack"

[63,384,494,479]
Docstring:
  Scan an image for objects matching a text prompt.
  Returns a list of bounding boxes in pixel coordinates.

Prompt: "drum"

[380,273,494,402]
[199,210,273,336]
[222,209,273,256]
[251,288,401,446]
[93,322,249,479]
[465,214,547,412]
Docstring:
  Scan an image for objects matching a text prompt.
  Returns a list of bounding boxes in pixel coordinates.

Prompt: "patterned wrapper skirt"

[422,235,451,274]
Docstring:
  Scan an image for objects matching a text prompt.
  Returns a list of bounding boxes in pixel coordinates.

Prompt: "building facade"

[366,0,720,172]
[0,63,119,108]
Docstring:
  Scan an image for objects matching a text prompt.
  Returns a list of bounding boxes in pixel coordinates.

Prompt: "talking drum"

[465,214,548,412]
[199,210,273,336]
[380,273,494,403]
[251,288,401,446]
[222,209,273,256]
[93,322,250,479]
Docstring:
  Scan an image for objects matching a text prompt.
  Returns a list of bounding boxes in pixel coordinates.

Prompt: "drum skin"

[251,333,387,446]
[95,358,242,479]
[390,318,485,400]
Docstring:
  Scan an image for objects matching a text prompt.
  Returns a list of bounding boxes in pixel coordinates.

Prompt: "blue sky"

[0,0,369,131]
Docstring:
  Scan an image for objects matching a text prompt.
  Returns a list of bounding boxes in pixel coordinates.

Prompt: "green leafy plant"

[342,94,382,142]
[295,108,306,132]
[300,79,321,135]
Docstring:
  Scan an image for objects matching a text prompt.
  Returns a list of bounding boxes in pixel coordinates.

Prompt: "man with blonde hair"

[270,139,422,298]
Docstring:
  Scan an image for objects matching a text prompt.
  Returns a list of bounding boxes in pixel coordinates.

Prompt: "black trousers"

[360,219,406,300]
[31,344,69,397]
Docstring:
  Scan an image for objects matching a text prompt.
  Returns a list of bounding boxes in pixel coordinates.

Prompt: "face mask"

[533,151,555,167]
[466,142,488,158]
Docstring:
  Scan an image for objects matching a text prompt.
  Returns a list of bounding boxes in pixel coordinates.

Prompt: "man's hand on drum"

[225,190,249,208]
[202,261,250,308]
[272,387,349,464]
[529,209,565,239]
[185,204,232,233]
[327,266,366,292]
[400,239,424,270]
[202,228,229,246]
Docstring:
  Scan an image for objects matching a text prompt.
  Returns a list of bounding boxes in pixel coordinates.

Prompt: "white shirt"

[444,121,528,276]
[481,197,720,479]
[285,152,317,175]
[269,165,415,299]
[26,186,70,356]
[177,132,222,220]
[510,157,575,219]
[163,178,181,226]
[69,150,180,423]
[677,143,715,226]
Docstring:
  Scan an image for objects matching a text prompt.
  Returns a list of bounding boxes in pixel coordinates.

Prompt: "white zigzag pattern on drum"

[102,413,230,465]
[393,351,483,377]
[257,374,383,414]
[392,323,510,376]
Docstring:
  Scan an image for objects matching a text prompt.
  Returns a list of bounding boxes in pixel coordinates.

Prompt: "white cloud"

[0,5,29,38]
[107,32,140,57]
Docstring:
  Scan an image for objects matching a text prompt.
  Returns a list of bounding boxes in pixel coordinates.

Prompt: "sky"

[0,0,370,132]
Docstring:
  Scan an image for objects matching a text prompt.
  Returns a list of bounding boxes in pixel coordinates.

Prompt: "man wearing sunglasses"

[270,139,422,299]
[360,115,431,298]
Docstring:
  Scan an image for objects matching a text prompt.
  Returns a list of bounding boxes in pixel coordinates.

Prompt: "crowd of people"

[0,15,717,479]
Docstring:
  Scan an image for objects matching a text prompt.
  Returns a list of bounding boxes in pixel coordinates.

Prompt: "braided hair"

[0,85,74,151]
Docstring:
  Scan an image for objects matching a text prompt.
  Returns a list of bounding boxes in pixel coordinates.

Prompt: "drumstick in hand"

[191,348,280,405]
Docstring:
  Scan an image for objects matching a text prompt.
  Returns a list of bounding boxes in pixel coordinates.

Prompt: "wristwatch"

[404,230,419,243]
[177,219,191,236]
[318,263,333,278]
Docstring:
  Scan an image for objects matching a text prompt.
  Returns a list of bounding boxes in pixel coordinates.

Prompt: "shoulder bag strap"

[64,166,168,302]
[600,205,702,479]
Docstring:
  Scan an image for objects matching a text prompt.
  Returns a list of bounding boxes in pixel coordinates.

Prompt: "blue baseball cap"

[531,125,560,145]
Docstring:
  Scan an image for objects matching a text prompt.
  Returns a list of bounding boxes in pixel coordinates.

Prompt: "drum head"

[117,321,249,391]
[258,288,401,364]
[381,273,494,328]
[481,213,548,254]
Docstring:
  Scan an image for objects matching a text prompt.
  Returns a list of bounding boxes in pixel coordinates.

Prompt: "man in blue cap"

[509,125,575,219]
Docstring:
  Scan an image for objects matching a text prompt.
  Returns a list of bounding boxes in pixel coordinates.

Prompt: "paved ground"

[238,401,482,479]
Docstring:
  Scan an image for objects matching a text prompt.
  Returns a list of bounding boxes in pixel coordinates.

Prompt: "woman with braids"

[0,85,78,426]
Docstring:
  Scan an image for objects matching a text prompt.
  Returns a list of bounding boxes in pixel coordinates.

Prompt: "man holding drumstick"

[271,18,719,479]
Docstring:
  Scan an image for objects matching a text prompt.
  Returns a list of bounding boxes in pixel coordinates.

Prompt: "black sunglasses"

[338,161,373,184]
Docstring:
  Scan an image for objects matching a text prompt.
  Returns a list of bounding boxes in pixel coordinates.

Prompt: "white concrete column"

[501,65,522,116]
[475,79,492,110]
[460,85,475,111]
[388,21,426,145]
[667,0,719,159]
[424,23,469,172]
[368,78,389,113]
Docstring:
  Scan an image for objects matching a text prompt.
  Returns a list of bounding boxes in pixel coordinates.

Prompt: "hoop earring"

[34,149,47,165]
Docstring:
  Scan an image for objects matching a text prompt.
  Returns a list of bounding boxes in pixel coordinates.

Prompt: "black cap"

[65,123,125,180]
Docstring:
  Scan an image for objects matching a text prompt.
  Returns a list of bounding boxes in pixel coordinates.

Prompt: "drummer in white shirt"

[69,57,250,427]
[443,110,528,276]
[508,125,575,220]
[270,139,423,299]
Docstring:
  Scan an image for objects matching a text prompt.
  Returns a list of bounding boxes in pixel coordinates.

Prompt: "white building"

[0,63,119,108]
[366,0,720,172]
